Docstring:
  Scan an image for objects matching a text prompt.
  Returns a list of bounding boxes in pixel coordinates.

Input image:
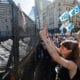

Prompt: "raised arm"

[39,27,77,71]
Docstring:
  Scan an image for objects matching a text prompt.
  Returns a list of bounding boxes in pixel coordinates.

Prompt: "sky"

[13,0,80,15]
[13,0,53,15]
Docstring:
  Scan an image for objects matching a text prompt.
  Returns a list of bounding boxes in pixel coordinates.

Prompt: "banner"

[69,5,80,17]
[59,11,69,22]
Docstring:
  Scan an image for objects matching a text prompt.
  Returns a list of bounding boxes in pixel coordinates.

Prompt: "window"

[58,3,61,6]
[5,19,7,22]
[6,25,8,29]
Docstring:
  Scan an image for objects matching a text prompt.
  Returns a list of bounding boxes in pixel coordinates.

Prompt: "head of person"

[59,40,80,62]
[77,31,80,41]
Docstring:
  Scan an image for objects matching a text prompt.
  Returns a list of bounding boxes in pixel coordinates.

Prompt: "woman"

[40,26,80,80]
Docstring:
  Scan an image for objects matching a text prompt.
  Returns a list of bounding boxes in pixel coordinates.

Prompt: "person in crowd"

[39,26,80,80]
[77,30,80,48]
[53,35,60,48]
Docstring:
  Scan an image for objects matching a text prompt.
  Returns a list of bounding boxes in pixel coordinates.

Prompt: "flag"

[65,23,74,32]
[60,21,74,33]
[22,12,26,26]
[59,11,69,22]
[60,20,69,28]
[69,5,80,17]
[18,3,26,28]
[60,27,64,33]
[59,21,69,33]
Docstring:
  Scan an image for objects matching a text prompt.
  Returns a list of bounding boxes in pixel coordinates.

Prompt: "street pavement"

[0,38,31,71]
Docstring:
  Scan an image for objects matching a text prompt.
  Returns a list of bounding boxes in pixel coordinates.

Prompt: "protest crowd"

[39,25,80,80]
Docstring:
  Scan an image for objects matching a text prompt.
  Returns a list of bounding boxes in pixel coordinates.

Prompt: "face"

[59,43,72,58]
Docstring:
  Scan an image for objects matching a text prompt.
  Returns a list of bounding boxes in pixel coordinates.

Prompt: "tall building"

[41,0,80,33]
[0,0,35,38]
[29,6,35,21]
[42,0,64,31]
[35,0,51,29]
[35,0,50,16]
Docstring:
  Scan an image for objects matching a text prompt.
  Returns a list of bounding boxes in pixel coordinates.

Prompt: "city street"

[0,0,80,80]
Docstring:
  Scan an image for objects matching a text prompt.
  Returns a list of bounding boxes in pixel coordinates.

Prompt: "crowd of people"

[39,25,80,80]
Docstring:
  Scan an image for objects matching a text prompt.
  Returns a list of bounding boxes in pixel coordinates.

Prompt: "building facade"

[0,0,35,38]
[63,0,80,29]
[35,0,51,29]
[40,0,80,33]
[0,2,12,37]
[42,0,64,31]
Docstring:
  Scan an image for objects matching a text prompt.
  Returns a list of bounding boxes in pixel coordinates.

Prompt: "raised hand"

[39,24,48,40]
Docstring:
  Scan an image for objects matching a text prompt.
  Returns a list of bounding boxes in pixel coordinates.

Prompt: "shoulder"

[67,60,77,71]
[57,57,77,71]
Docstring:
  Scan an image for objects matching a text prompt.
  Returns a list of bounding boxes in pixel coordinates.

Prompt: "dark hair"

[62,40,80,62]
